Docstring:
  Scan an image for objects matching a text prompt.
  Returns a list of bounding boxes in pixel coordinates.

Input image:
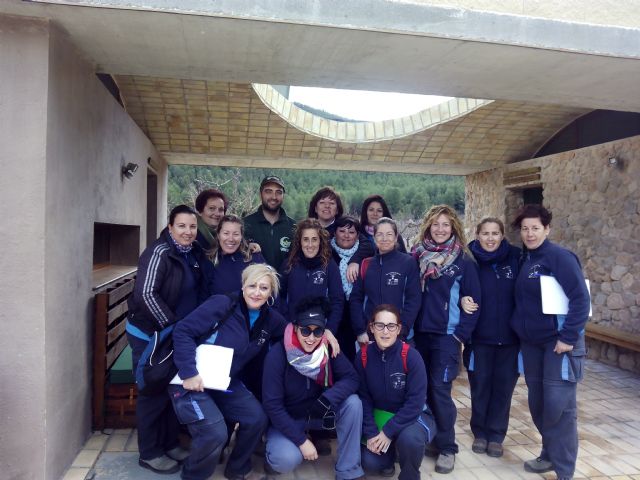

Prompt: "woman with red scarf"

[410,205,481,475]
[262,297,365,480]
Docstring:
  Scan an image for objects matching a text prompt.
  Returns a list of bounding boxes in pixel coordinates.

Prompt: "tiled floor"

[63,360,640,479]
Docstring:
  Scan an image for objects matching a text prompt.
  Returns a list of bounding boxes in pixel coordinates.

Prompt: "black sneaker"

[314,437,331,456]
[471,438,487,454]
[138,455,180,474]
[380,466,395,477]
[523,457,553,473]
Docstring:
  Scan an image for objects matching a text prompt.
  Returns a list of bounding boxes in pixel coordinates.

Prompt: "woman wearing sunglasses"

[262,297,365,480]
[356,304,435,480]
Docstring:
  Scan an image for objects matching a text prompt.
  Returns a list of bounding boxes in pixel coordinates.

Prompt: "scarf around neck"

[470,238,509,265]
[330,237,359,299]
[413,235,461,290]
[283,323,332,387]
[197,215,217,250]
[169,231,193,254]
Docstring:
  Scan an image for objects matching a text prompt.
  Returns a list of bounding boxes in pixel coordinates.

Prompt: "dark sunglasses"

[298,326,325,338]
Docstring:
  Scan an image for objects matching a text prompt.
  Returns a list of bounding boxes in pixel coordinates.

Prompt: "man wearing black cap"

[243,175,296,269]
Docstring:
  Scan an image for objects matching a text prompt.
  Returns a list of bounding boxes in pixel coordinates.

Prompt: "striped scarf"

[283,323,333,387]
[412,235,461,290]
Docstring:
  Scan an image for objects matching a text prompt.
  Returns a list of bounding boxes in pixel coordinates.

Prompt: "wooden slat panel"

[107,320,126,346]
[107,300,129,326]
[503,166,541,179]
[108,278,135,306]
[105,334,129,371]
[503,174,541,186]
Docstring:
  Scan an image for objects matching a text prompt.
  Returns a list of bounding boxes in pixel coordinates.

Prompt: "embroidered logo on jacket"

[311,270,326,285]
[528,264,542,278]
[442,264,461,277]
[385,272,402,286]
[500,265,514,279]
[391,373,406,389]
[280,237,291,252]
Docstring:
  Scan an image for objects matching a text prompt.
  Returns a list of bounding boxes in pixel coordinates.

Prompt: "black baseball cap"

[260,175,285,192]
[295,306,327,329]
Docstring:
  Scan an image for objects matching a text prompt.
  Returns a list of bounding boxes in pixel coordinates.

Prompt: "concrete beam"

[165,152,489,176]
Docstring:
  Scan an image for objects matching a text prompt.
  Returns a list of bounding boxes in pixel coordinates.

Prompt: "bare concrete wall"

[0,15,50,480]
[0,15,167,479]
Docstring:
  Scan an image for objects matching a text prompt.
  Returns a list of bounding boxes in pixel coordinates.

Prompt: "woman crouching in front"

[357,304,436,480]
[262,297,365,480]
[170,264,286,480]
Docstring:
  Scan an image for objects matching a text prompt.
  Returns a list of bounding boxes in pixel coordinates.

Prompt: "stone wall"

[464,167,504,239]
[466,134,640,373]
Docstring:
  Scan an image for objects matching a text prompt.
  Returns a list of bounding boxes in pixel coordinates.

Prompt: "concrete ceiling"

[3,0,640,112]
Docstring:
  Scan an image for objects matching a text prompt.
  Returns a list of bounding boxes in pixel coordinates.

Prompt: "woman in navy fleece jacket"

[279,218,344,335]
[410,204,480,474]
[510,204,590,480]
[356,304,435,480]
[465,218,521,458]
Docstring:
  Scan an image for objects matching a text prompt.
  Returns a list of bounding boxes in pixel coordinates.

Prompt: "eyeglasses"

[372,322,400,332]
[374,233,396,240]
[298,326,325,338]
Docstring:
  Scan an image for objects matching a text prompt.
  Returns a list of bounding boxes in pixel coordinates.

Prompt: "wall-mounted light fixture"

[122,162,139,180]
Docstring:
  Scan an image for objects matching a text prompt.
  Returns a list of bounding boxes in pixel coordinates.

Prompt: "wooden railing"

[585,323,640,353]
[93,272,137,430]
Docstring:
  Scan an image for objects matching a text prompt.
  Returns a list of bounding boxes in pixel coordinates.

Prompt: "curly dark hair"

[360,195,392,229]
[286,218,332,272]
[307,186,344,219]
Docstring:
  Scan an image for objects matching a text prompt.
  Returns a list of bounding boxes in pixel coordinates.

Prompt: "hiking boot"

[166,446,190,462]
[424,442,439,458]
[523,457,554,473]
[471,438,487,454]
[224,468,266,480]
[380,465,395,477]
[138,455,180,474]
[314,437,332,456]
[486,442,503,457]
[435,453,455,474]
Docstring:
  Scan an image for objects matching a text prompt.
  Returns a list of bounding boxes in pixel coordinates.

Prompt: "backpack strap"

[360,257,372,282]
[401,342,410,373]
[360,342,369,369]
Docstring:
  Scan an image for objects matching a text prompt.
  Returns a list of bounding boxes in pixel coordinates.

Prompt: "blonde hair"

[413,204,473,258]
[241,263,280,298]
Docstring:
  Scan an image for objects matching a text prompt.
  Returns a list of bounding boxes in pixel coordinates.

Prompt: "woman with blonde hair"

[410,205,481,474]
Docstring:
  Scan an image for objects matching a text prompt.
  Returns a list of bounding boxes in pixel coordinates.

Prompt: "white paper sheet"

[170,344,234,391]
[540,275,591,316]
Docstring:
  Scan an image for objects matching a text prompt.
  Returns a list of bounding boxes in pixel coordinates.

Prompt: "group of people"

[126,175,591,480]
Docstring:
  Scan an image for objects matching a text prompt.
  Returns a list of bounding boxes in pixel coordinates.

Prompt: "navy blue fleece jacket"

[172,293,286,380]
[349,249,421,336]
[262,342,359,447]
[511,239,590,346]
[470,241,521,345]
[415,253,481,343]
[355,341,427,440]
[278,259,344,333]
[211,251,265,295]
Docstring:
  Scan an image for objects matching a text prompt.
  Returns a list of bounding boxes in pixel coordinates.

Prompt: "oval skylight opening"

[289,86,452,122]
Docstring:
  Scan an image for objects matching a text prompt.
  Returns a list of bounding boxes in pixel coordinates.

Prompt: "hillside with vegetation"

[168,165,465,227]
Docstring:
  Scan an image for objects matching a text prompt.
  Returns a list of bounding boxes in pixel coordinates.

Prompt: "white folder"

[170,344,234,391]
[540,275,591,317]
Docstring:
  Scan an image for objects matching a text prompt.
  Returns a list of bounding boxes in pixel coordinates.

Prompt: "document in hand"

[540,275,592,317]
[170,344,234,391]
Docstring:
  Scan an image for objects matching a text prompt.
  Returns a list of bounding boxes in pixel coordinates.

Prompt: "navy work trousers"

[414,332,460,455]
[168,379,267,480]
[128,333,180,460]
[521,338,584,479]
[466,342,519,443]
